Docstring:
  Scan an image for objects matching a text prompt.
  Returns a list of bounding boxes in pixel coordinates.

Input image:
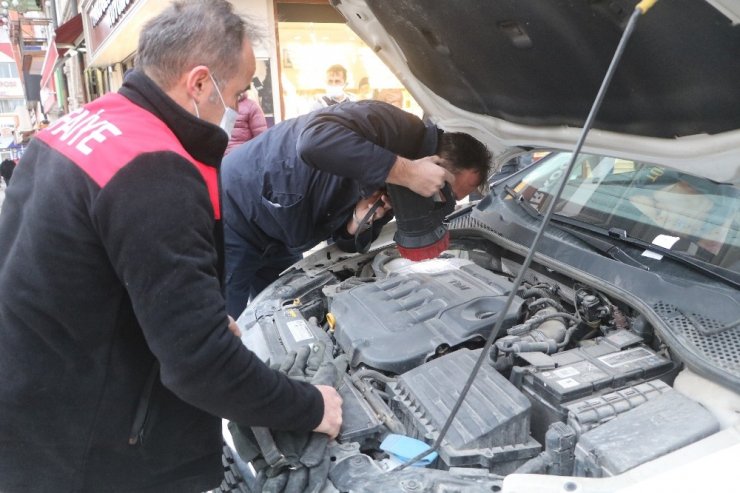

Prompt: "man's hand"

[312,385,343,439]
[386,155,456,197]
[346,190,392,235]
[227,315,242,337]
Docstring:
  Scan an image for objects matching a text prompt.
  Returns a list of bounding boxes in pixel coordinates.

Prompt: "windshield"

[509,152,740,273]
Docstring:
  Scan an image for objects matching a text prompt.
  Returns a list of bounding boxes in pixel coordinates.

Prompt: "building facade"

[68,1,414,124]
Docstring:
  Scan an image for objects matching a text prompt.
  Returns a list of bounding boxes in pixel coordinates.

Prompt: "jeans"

[224,223,301,319]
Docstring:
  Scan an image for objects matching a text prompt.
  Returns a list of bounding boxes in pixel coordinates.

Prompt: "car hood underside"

[337,0,740,183]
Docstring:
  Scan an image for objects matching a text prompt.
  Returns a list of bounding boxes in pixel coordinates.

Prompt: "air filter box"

[388,349,540,474]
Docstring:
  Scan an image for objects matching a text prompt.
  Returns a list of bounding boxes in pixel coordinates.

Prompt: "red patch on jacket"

[36,94,221,219]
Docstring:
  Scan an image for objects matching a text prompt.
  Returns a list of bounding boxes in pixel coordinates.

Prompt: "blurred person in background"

[225,92,268,155]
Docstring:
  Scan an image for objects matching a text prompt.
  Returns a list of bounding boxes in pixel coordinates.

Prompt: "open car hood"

[335,0,740,184]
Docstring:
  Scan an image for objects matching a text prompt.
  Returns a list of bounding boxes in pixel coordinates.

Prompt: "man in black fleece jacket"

[0,1,341,492]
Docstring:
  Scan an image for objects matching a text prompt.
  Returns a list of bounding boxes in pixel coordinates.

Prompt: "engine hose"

[500,340,558,354]
[508,308,573,337]
[520,288,552,301]
[557,325,579,349]
[531,312,580,327]
[493,354,513,372]
[527,297,564,313]
[350,373,406,435]
[514,453,549,474]
[519,311,579,342]
[535,312,580,324]
[353,368,396,385]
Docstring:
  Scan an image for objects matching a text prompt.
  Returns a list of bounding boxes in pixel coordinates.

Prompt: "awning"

[40,39,59,90]
[41,85,57,114]
[55,14,83,51]
[41,14,84,91]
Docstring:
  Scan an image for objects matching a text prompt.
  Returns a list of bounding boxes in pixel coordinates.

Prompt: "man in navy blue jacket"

[222,100,491,318]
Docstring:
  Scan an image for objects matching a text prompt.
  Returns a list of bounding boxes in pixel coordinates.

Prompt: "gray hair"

[136,0,263,90]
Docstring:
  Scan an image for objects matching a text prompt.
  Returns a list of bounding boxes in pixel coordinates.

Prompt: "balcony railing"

[9,16,50,54]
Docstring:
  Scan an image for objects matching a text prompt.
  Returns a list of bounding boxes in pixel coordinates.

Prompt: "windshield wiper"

[547,220,651,270]
[504,184,541,218]
[550,215,740,289]
[503,187,652,270]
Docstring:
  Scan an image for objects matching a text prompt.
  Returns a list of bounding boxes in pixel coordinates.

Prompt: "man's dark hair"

[1,159,15,184]
[136,0,263,90]
[437,132,492,180]
[326,64,347,80]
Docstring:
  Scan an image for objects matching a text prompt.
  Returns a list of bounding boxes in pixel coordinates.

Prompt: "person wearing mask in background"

[225,92,268,155]
[0,1,341,492]
[221,100,491,318]
[310,63,355,110]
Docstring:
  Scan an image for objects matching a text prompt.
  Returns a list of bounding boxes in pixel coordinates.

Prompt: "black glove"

[229,345,348,493]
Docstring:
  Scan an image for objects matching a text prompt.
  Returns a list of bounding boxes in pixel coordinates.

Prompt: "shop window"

[0,99,26,112]
[276,10,421,119]
[85,69,103,101]
[0,63,19,78]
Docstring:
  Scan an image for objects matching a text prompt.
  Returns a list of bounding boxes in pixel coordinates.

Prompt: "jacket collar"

[118,70,228,168]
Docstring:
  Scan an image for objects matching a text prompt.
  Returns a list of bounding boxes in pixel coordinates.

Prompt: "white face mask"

[207,71,239,138]
[325,84,345,99]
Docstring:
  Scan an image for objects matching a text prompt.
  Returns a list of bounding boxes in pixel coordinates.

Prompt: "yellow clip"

[636,0,657,14]
[326,313,336,332]
[292,298,301,306]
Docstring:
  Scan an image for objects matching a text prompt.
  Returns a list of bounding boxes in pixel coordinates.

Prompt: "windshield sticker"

[652,234,680,249]
[642,234,680,259]
[642,250,663,260]
[527,160,570,210]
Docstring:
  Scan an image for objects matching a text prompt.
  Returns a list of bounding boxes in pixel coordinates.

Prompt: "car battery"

[241,305,332,366]
[518,332,677,443]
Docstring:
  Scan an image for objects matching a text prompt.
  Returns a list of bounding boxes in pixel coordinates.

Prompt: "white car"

[219,1,740,491]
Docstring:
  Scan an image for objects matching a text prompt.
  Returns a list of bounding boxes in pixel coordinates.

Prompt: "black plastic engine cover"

[329,259,522,373]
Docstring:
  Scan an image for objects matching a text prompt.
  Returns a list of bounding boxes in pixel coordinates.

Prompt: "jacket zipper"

[128,361,160,445]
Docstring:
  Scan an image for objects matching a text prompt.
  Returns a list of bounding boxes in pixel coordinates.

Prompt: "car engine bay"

[234,232,731,491]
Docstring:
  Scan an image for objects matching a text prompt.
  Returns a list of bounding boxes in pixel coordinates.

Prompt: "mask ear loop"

[192,100,200,118]
[208,72,230,110]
